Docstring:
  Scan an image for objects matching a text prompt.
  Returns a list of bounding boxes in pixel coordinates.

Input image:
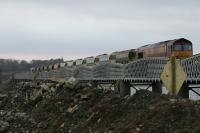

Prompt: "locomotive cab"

[170,38,193,58]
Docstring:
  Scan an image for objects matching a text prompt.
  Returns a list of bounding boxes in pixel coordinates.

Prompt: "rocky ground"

[1,79,200,133]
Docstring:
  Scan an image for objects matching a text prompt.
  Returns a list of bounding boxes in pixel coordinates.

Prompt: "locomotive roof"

[137,38,191,50]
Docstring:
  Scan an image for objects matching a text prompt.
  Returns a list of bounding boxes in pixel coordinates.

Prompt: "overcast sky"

[0,0,200,61]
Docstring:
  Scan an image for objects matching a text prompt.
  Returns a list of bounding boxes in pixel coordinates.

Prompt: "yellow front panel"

[172,51,193,58]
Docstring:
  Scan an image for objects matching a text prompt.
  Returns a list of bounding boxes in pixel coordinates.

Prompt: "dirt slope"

[0,82,200,133]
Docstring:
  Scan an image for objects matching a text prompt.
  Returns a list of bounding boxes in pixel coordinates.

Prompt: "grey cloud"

[0,0,199,60]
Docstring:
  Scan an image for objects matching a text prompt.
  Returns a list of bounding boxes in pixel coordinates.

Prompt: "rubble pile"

[0,80,200,132]
[0,80,112,132]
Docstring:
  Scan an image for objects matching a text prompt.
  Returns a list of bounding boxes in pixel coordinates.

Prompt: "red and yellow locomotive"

[137,38,193,59]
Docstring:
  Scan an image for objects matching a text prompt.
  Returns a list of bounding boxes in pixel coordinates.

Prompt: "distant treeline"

[0,58,64,73]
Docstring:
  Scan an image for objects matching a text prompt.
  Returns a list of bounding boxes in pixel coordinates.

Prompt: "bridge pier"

[178,83,189,98]
[114,80,131,97]
[152,82,162,94]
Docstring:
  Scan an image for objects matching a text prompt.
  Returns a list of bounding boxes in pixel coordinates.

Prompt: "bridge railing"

[124,58,168,82]
[181,54,200,83]
[14,55,200,84]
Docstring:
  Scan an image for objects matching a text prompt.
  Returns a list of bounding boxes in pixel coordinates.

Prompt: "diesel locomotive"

[137,38,193,58]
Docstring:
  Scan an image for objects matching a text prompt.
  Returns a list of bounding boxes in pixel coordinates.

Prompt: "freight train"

[31,38,193,73]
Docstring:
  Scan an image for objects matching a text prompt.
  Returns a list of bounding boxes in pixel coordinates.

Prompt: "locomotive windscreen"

[173,44,192,51]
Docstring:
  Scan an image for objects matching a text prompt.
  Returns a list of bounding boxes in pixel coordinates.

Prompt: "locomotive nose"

[173,51,192,58]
